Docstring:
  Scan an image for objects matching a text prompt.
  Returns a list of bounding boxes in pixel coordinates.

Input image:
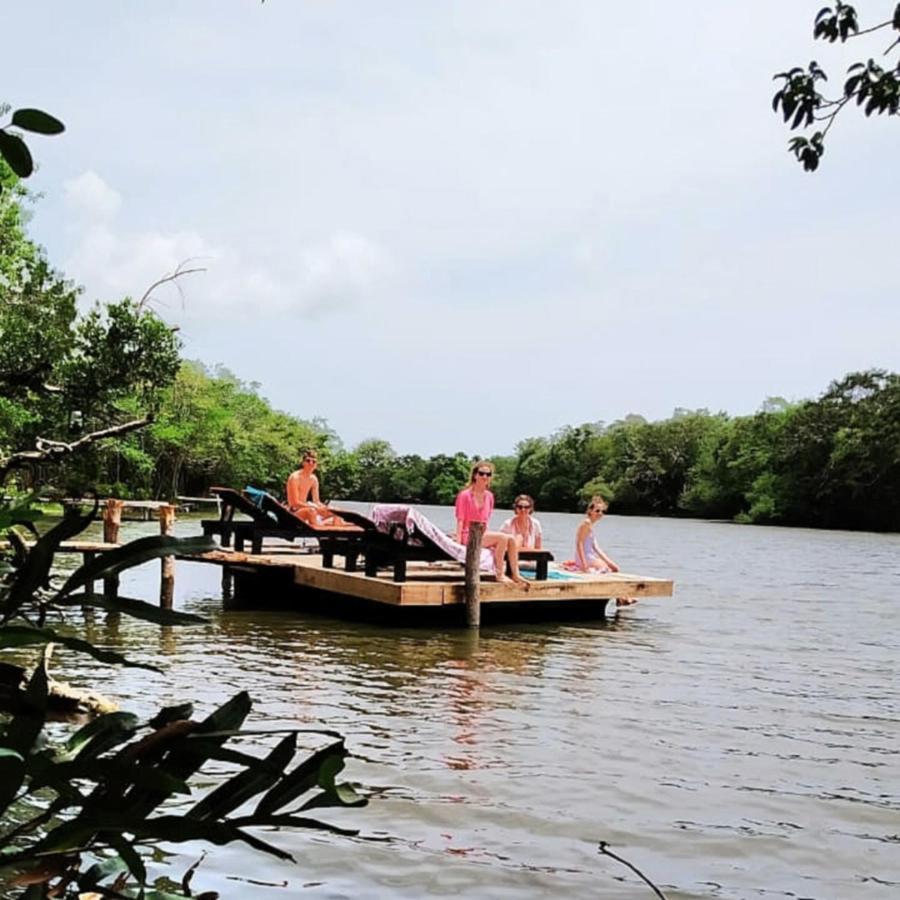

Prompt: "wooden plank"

[293,558,672,607]
[176,548,674,609]
[180,549,315,568]
[441,573,672,605]
[0,540,120,553]
[295,565,407,605]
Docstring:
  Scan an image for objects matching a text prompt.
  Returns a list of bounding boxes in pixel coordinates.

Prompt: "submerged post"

[159,503,176,609]
[464,521,484,629]
[102,499,123,600]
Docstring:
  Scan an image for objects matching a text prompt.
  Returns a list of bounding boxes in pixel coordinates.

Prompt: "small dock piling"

[464,522,484,628]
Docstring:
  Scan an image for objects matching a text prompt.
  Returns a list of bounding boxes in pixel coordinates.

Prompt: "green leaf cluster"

[0,158,181,489]
[773,4,900,170]
[0,106,64,184]
[0,506,365,897]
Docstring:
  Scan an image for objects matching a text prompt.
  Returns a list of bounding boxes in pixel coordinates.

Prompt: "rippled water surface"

[41,507,900,898]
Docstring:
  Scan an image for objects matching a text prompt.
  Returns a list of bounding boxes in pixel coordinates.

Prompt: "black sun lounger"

[362,521,451,582]
[362,522,555,583]
[253,491,370,567]
[204,487,367,568]
[202,486,276,550]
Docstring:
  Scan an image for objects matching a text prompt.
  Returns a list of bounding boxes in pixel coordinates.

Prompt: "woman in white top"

[499,495,543,549]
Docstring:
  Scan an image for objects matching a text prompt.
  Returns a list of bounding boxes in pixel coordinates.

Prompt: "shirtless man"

[285,449,348,527]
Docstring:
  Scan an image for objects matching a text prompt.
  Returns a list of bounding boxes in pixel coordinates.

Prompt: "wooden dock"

[6,533,674,623]
[179,547,674,620]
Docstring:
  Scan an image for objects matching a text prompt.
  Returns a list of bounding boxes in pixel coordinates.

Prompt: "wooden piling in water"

[102,499,123,600]
[83,551,95,597]
[159,503,176,609]
[464,522,484,629]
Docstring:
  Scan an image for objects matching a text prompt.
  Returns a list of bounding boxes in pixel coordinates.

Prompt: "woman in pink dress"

[454,461,529,588]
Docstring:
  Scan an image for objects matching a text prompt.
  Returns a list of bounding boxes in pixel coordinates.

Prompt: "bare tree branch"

[0,417,152,483]
[598,841,669,900]
[137,259,208,313]
[849,20,893,40]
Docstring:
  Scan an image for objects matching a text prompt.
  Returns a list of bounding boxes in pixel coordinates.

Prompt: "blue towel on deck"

[522,569,577,581]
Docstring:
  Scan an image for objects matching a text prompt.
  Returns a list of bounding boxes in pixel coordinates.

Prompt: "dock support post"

[159,503,176,609]
[464,522,484,629]
[83,551,95,597]
[102,499,123,600]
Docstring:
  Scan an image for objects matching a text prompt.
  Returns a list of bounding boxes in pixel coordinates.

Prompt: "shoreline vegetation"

[22,363,900,534]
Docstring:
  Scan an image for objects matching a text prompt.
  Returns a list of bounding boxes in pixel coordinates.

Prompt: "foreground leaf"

[62,712,141,761]
[11,108,65,135]
[58,535,217,598]
[0,130,33,177]
[59,592,209,626]
[0,625,161,671]
[189,733,297,821]
[2,503,97,622]
[0,655,49,811]
[255,739,346,816]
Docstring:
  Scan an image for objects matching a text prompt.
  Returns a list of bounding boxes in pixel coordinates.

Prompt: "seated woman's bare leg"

[504,539,530,589]
[481,532,513,584]
[481,532,529,588]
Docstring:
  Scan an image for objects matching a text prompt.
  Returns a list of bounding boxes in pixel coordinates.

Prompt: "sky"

[5,1,898,456]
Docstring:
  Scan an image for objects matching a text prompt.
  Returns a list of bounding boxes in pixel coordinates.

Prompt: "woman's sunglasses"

[476,470,493,477]
[514,504,532,510]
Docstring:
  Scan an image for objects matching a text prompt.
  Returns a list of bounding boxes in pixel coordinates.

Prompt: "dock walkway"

[180,547,673,609]
[4,536,674,621]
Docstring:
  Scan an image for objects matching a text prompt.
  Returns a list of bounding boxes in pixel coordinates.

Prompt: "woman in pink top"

[454,460,529,588]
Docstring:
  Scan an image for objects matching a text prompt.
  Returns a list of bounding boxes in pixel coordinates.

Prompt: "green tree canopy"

[0,160,181,487]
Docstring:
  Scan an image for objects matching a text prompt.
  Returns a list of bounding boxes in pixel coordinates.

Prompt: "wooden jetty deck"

[4,535,674,622]
[180,547,674,614]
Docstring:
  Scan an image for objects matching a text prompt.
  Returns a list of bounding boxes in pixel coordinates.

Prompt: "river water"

[34,506,900,898]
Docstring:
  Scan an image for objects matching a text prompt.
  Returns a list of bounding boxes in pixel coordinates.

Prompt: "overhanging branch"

[0,417,152,483]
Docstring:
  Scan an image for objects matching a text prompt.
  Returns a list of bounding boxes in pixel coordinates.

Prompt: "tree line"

[27,362,900,533]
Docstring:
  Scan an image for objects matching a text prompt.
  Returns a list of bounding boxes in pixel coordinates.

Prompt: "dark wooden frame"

[202,490,554,582]
[362,523,554,583]
[203,487,368,568]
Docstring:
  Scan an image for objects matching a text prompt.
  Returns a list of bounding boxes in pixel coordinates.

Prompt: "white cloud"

[64,170,122,223]
[295,231,391,317]
[61,172,391,322]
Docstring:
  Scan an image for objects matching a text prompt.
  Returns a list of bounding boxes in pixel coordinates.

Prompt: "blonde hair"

[469,460,495,484]
[587,495,608,514]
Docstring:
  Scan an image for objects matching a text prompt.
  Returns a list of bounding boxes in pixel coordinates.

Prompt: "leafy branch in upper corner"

[772,3,900,170]
[0,104,64,189]
[0,503,367,898]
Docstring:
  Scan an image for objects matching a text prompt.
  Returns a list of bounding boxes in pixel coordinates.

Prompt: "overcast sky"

[6,1,898,455]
